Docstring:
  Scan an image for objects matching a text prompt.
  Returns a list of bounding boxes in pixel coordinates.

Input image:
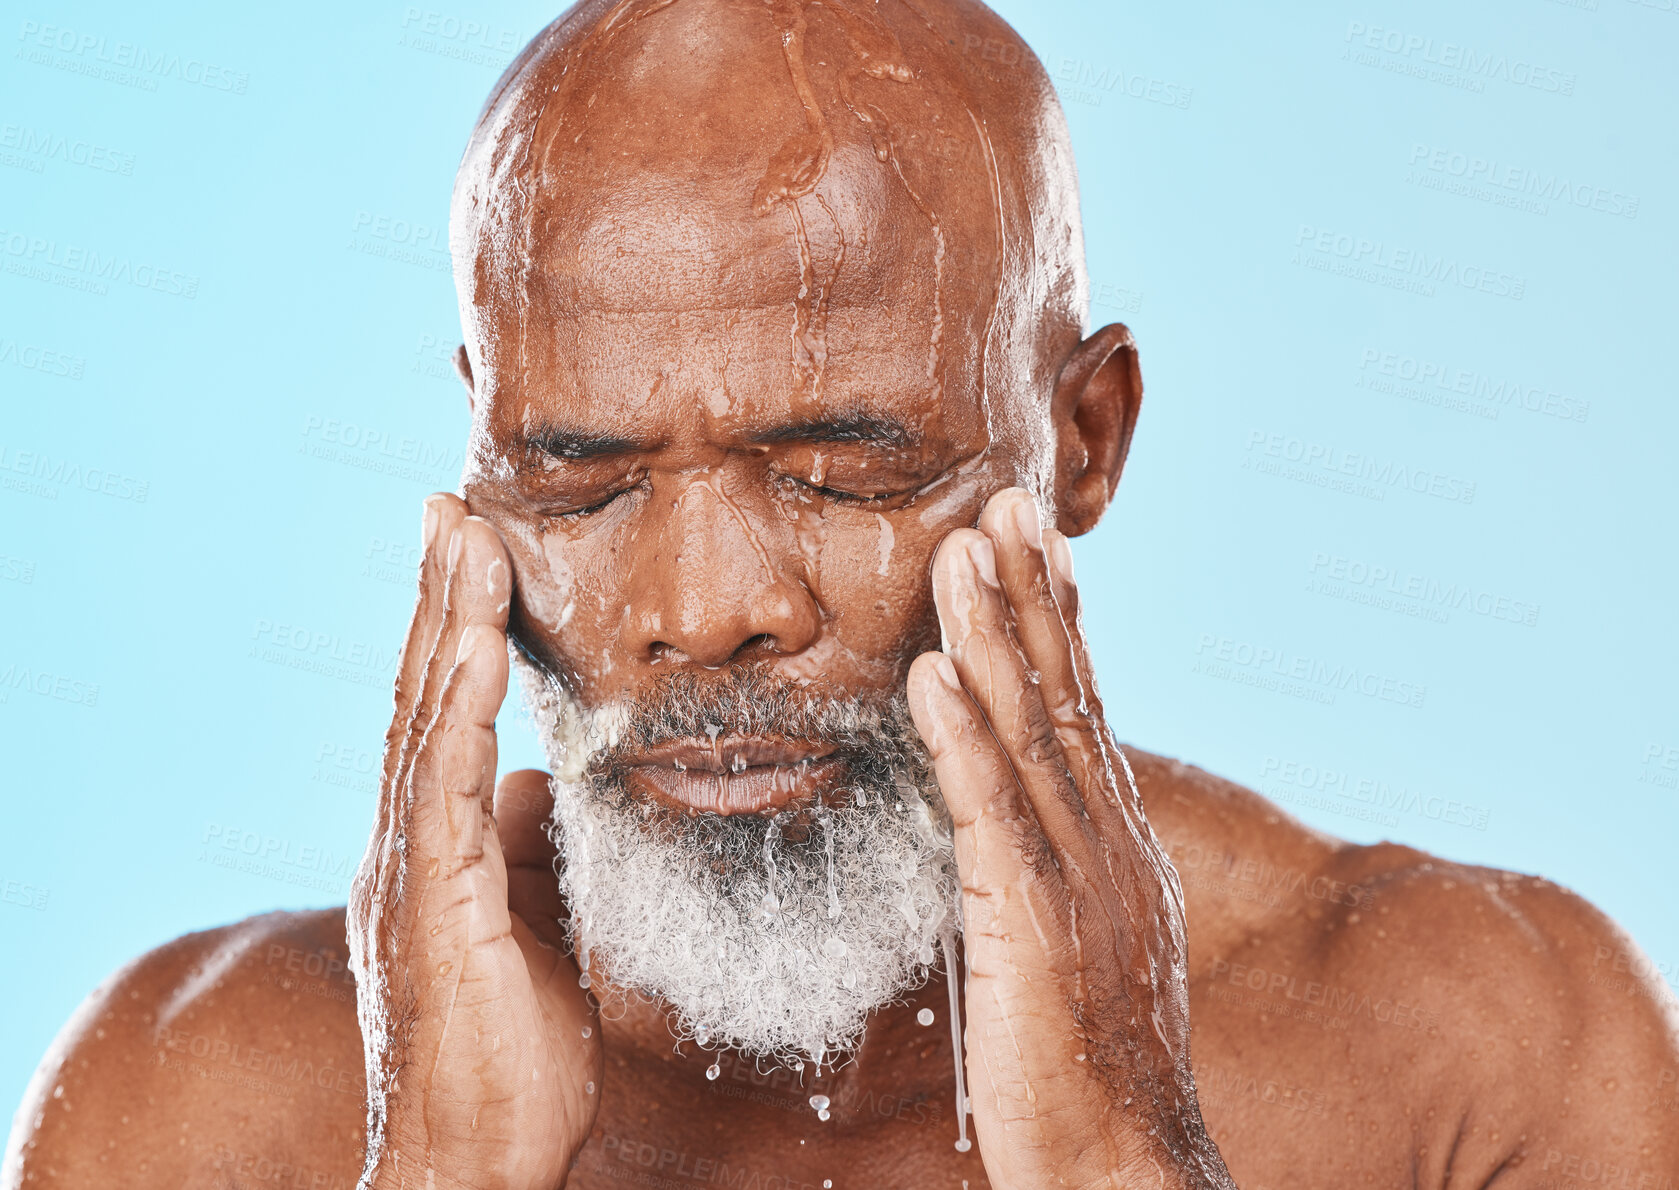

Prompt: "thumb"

[496,769,568,951]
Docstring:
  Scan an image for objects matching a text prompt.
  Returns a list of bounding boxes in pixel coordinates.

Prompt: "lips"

[619,736,845,816]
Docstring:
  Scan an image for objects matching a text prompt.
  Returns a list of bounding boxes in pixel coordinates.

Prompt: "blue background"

[3,0,1675,1114]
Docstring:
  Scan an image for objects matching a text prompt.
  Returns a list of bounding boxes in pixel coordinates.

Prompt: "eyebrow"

[522,412,919,461]
[747,414,918,448]
[523,426,648,461]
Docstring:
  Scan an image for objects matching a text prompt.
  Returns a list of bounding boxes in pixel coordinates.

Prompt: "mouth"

[618,736,846,816]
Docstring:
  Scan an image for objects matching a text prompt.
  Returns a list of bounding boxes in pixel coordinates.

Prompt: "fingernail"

[965,535,998,587]
[422,498,442,552]
[1047,532,1075,586]
[456,624,486,664]
[446,526,464,573]
[930,652,959,690]
[487,555,510,604]
[1012,494,1042,550]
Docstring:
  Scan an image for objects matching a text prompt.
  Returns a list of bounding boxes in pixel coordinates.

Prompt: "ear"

[1049,322,1142,537]
[453,344,476,413]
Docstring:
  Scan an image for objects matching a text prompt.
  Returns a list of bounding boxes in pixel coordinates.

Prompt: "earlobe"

[453,344,476,413]
[1050,322,1143,537]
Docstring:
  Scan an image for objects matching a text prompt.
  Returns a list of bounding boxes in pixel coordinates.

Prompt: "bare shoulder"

[1318,846,1679,1178]
[1130,746,1679,1184]
[2,908,365,1190]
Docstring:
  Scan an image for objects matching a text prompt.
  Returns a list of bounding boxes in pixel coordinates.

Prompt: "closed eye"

[546,481,647,520]
[784,476,899,505]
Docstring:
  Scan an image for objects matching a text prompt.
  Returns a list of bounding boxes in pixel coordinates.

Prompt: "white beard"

[512,650,961,1069]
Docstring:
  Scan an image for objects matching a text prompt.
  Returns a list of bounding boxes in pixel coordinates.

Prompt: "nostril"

[738,633,777,657]
[649,641,687,664]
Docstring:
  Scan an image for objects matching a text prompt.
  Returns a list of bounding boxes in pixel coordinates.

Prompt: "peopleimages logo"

[15,20,250,94]
[1244,429,1477,505]
[1193,633,1428,709]
[0,123,136,176]
[1356,348,1589,424]
[1342,21,1577,95]
[1259,756,1491,831]
[1308,552,1542,628]
[0,228,200,299]
[1050,56,1194,110]
[1294,225,1526,301]
[1408,145,1638,219]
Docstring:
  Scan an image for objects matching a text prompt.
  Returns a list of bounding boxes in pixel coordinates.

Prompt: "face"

[448,0,1125,1064]
[463,170,1019,769]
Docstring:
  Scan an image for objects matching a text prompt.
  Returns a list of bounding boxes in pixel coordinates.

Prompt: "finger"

[931,527,1091,853]
[402,517,513,855]
[382,518,514,946]
[1042,529,1094,689]
[354,493,470,957]
[906,652,1070,956]
[382,494,468,791]
[411,516,514,745]
[402,621,515,949]
[978,490,1124,823]
[1042,527,1148,819]
[434,623,508,871]
[497,770,569,951]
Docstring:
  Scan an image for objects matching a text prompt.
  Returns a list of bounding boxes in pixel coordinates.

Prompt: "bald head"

[450,0,1092,454]
[452,0,1139,724]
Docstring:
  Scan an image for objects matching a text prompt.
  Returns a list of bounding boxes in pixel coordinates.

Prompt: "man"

[7,0,1677,1187]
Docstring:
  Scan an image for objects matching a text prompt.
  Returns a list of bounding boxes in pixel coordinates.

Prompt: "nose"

[623,475,821,666]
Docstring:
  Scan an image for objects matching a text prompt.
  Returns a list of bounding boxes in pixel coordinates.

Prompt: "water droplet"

[578,973,592,989]
[580,1026,592,1039]
[822,937,847,958]
[954,1138,972,1153]
[842,969,857,990]
[706,1062,721,1081]
[436,961,452,976]
[818,1109,831,1121]
[917,1008,935,1026]
[584,1081,596,1095]
[824,1182,832,1189]
[730,753,747,773]
[694,1025,711,1046]
[919,943,935,965]
[809,1094,830,1114]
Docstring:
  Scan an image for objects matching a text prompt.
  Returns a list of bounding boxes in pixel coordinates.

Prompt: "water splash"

[940,930,971,1154]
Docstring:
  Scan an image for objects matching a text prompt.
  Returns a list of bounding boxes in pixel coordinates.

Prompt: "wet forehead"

[503,302,979,450]
[527,140,956,317]
[499,154,990,449]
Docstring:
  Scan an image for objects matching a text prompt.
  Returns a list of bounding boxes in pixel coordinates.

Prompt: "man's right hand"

[347,493,602,1190]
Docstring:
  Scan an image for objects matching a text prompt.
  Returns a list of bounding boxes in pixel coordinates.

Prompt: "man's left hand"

[906,487,1234,1190]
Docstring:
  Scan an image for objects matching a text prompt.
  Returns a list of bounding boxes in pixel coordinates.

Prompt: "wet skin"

[8,0,1679,1187]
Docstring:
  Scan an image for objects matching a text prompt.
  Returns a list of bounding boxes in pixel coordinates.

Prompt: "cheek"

[498,517,628,687]
[809,512,941,658]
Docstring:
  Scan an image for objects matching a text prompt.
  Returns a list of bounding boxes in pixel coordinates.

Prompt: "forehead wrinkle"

[525,144,960,318]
